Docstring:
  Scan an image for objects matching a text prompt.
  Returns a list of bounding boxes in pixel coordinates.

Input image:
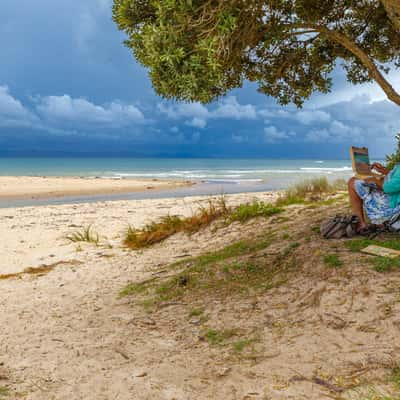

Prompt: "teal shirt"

[383,164,400,208]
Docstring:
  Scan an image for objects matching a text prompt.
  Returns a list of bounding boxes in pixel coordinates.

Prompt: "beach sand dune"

[0,193,399,399]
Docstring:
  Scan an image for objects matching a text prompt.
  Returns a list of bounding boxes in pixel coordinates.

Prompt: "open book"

[350,146,381,179]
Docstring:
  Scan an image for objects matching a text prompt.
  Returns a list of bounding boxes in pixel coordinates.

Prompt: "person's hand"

[371,162,389,175]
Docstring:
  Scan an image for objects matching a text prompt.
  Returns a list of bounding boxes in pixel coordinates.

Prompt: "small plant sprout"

[66,225,100,245]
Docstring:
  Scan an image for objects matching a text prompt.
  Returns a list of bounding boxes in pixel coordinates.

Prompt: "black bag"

[320,215,359,239]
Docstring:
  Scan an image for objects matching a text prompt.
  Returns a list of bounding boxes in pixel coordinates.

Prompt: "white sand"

[0,176,190,200]
[1,193,399,400]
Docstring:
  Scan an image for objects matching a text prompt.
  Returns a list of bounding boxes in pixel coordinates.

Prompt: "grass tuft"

[228,200,283,223]
[124,196,230,249]
[66,225,99,245]
[371,257,400,273]
[0,387,9,397]
[323,254,343,268]
[202,328,238,346]
[232,338,255,353]
[276,177,346,206]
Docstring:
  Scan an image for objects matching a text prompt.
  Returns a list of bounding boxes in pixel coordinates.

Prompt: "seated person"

[348,162,400,232]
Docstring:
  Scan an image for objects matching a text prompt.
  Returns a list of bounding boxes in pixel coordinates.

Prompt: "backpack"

[320,215,359,239]
[386,211,400,232]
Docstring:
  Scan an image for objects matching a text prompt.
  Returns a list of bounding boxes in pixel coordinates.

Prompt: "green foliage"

[113,0,400,106]
[386,132,400,170]
[323,254,343,268]
[228,200,283,223]
[371,256,400,273]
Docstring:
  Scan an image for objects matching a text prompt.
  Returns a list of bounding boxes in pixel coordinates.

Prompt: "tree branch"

[285,23,400,105]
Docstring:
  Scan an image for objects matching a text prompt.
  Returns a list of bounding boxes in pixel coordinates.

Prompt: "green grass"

[203,328,238,346]
[119,282,148,297]
[228,200,283,223]
[0,387,9,397]
[232,339,254,353]
[346,237,400,253]
[323,254,343,268]
[119,236,300,307]
[188,308,204,318]
[345,237,400,273]
[391,364,400,390]
[371,257,400,273]
[124,197,285,250]
[66,225,99,245]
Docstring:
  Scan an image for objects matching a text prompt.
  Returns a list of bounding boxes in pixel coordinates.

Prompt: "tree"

[380,0,400,32]
[387,132,400,170]
[113,0,400,107]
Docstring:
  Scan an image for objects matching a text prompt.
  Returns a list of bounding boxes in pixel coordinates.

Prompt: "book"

[350,146,380,179]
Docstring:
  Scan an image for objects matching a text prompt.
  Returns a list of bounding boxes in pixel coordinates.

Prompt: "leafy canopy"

[113,0,400,107]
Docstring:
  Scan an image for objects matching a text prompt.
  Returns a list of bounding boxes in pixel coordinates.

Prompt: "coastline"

[0,176,193,200]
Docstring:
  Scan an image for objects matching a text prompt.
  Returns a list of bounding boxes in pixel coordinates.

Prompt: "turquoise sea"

[0,157,377,207]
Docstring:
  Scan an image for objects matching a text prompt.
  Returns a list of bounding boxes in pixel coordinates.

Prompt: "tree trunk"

[380,0,400,32]
[316,27,400,106]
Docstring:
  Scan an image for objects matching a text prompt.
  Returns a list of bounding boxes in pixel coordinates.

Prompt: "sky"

[0,0,399,159]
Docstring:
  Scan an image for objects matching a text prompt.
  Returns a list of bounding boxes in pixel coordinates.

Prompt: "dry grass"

[124,196,230,249]
[0,260,83,281]
[276,177,347,206]
[124,178,348,250]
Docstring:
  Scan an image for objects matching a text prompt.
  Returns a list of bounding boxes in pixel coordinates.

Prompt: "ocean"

[0,157,357,183]
[0,157,372,207]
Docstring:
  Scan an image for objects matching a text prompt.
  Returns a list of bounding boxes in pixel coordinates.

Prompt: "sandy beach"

[1,191,400,399]
[0,176,191,200]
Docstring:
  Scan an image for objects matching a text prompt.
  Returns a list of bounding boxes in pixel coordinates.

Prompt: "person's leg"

[348,177,367,230]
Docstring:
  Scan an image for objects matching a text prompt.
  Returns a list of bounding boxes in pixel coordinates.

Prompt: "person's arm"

[371,162,390,176]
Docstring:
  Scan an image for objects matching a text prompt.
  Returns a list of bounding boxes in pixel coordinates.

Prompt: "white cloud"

[186,117,207,129]
[158,96,257,127]
[213,96,257,120]
[157,102,209,120]
[264,126,296,143]
[306,120,363,143]
[296,110,331,125]
[36,95,144,127]
[0,85,38,127]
